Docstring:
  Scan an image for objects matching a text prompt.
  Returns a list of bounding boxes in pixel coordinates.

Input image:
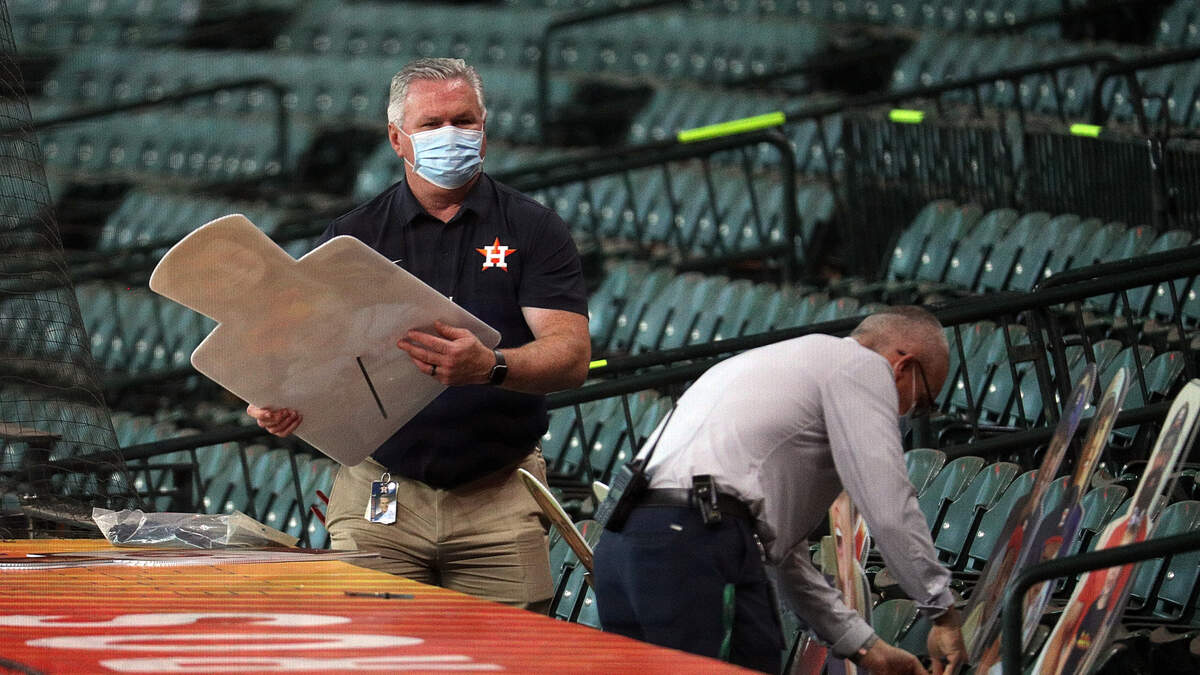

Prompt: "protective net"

[0,1,139,538]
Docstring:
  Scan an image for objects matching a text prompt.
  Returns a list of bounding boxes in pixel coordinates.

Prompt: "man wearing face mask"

[592,306,966,674]
[247,58,590,612]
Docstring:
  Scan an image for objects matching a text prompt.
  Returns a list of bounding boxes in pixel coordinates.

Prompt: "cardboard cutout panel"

[149,215,501,465]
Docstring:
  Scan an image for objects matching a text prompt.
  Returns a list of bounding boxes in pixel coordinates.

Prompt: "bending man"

[593,306,965,674]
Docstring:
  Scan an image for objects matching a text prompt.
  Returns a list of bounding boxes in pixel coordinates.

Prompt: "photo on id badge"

[368,474,398,524]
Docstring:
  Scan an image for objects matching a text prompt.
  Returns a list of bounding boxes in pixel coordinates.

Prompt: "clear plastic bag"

[92,508,299,549]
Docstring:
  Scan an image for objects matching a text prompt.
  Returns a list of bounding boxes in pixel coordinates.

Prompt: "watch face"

[489,363,507,385]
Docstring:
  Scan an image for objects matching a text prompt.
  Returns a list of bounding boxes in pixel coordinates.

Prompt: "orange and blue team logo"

[476,237,516,270]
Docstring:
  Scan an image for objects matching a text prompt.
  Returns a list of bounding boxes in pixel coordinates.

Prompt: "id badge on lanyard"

[365,472,398,524]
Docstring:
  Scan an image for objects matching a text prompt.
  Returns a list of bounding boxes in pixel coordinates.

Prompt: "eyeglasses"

[898,350,937,417]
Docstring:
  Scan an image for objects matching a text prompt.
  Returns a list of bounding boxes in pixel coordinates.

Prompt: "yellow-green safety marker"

[677,111,786,143]
[1070,123,1102,138]
[889,109,925,124]
[588,359,608,369]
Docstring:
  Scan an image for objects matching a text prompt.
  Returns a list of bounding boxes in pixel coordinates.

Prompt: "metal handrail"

[1001,529,1200,674]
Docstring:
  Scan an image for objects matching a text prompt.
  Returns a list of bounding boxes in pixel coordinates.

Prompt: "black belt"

[639,488,755,521]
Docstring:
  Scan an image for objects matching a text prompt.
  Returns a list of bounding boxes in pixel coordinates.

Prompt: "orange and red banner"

[1,541,751,674]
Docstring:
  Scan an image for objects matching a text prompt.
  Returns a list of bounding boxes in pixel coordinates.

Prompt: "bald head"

[851,306,950,413]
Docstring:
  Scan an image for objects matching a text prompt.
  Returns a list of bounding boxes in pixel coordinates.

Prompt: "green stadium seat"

[1036,475,1072,519]
[975,211,1051,293]
[1067,485,1130,558]
[946,324,1027,419]
[905,448,947,496]
[940,208,1018,293]
[657,275,729,352]
[1127,500,1200,612]
[629,272,707,355]
[552,555,591,622]
[1123,350,1187,410]
[963,469,1039,572]
[940,321,997,407]
[1151,535,1200,622]
[1119,230,1196,317]
[918,455,987,534]
[907,204,985,289]
[605,397,674,480]
[605,267,675,355]
[872,598,918,645]
[933,461,1020,569]
[687,279,753,346]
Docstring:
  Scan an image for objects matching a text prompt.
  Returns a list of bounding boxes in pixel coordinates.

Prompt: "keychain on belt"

[366,472,398,524]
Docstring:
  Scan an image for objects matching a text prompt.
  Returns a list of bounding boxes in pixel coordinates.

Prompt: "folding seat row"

[1097,60,1200,129]
[75,281,213,375]
[626,85,842,175]
[7,0,193,53]
[586,260,861,357]
[97,188,286,252]
[547,519,602,624]
[881,200,1189,309]
[938,318,1186,433]
[748,0,1064,34]
[40,48,556,146]
[1155,0,1200,49]
[916,454,1200,624]
[889,33,1122,120]
[552,10,828,84]
[545,390,670,484]
[524,168,834,267]
[277,0,828,85]
[275,0,551,69]
[0,290,92,383]
[41,48,390,125]
[37,110,308,184]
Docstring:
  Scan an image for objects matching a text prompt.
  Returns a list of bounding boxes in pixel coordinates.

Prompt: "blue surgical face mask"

[401,125,484,189]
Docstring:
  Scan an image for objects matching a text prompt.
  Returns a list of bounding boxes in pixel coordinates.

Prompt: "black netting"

[0,1,139,537]
[1023,124,1158,230]
[841,107,1017,277]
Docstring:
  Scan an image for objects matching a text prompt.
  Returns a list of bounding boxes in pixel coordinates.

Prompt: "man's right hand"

[927,607,967,675]
[246,404,302,437]
[857,639,931,675]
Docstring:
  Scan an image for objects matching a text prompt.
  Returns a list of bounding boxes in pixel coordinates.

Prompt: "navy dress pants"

[592,505,784,674]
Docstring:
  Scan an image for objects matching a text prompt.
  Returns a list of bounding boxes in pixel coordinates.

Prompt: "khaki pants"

[326,449,553,612]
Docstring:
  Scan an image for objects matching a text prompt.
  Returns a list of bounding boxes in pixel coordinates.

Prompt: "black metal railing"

[1001,529,1200,674]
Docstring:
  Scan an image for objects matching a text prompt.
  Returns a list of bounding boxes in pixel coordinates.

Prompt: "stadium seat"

[1067,485,1130,558]
[941,208,1018,293]
[605,266,675,355]
[933,461,1020,569]
[872,598,918,646]
[963,469,1039,572]
[1126,500,1200,612]
[917,455,987,534]
[654,275,730,352]
[905,448,947,496]
[975,211,1052,293]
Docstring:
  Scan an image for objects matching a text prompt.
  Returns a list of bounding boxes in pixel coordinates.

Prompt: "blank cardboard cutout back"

[149,214,500,465]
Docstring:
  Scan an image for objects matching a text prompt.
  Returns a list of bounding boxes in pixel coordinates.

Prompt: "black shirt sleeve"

[518,207,589,316]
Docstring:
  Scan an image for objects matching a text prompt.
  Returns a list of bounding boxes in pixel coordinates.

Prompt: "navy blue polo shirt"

[317,173,588,489]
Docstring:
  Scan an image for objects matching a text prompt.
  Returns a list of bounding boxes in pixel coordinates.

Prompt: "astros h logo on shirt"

[477,237,516,271]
